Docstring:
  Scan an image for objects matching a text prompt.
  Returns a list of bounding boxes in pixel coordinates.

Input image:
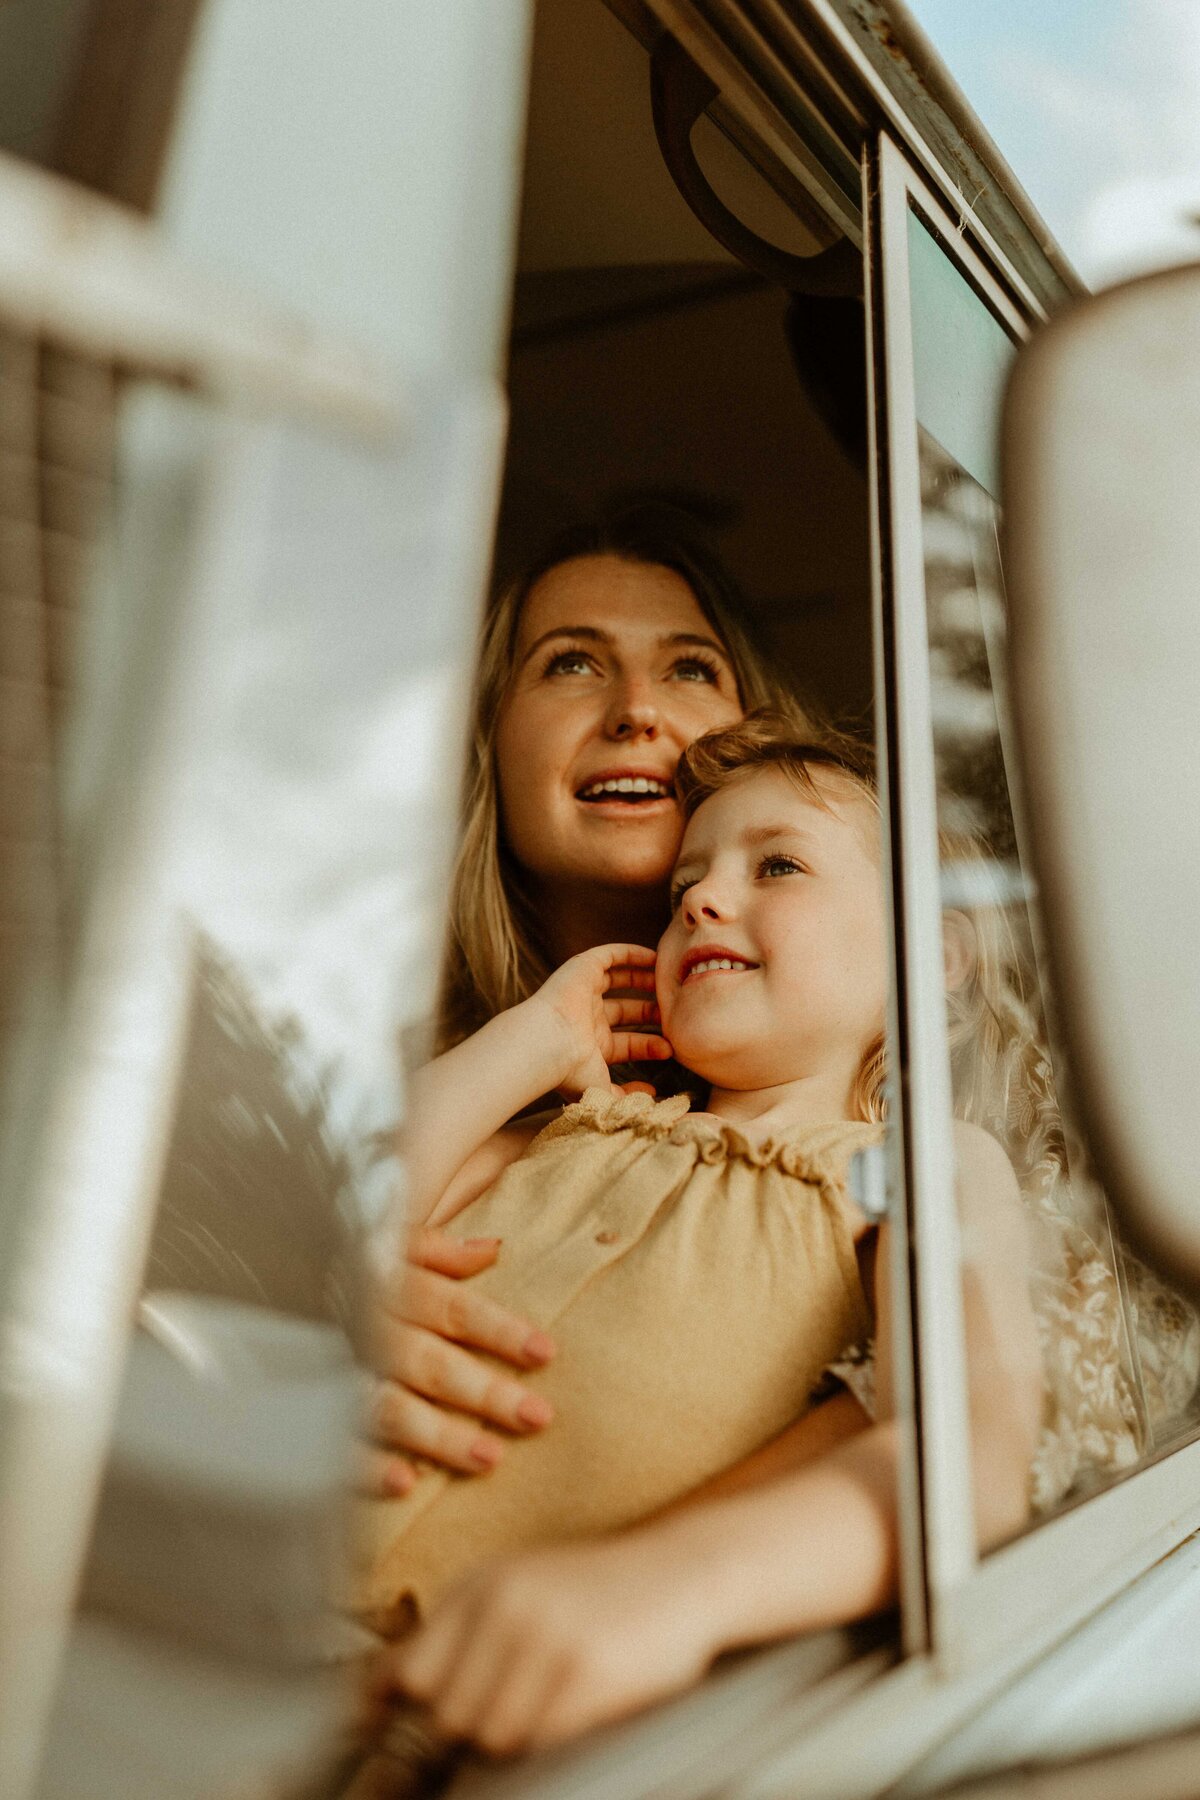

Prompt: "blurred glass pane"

[911,213,1200,1537]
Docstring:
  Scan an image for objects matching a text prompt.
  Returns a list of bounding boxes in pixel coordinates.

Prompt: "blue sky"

[907,0,1200,284]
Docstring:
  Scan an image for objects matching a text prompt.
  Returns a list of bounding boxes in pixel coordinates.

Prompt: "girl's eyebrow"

[740,822,819,848]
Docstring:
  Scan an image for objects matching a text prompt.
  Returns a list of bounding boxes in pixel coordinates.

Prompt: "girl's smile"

[678,944,761,983]
[657,764,887,1115]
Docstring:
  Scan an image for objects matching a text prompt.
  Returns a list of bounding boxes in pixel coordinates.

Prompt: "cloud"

[990,0,1200,283]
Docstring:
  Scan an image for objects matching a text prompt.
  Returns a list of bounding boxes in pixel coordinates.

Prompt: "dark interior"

[491,0,873,731]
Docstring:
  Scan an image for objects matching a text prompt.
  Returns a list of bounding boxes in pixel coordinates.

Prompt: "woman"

[365,511,809,1496]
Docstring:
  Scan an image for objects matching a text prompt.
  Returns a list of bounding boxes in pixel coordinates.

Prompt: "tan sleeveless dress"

[354,1088,877,1621]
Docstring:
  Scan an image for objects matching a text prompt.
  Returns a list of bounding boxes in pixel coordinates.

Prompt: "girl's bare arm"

[401,945,664,1226]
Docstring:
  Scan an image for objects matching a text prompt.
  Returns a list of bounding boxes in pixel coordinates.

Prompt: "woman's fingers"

[406,1226,501,1279]
[356,1441,419,1499]
[384,1321,554,1436]
[395,1264,556,1370]
[371,1380,508,1474]
[471,1647,573,1758]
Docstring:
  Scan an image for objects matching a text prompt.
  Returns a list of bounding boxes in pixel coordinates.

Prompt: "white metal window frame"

[871,128,1200,1682]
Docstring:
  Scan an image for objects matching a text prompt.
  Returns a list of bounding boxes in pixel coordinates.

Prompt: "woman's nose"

[604,679,659,741]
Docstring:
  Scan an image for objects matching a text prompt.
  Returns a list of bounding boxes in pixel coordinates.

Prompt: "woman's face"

[495,555,744,898]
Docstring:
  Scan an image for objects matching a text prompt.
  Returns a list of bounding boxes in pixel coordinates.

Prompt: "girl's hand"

[360,1227,557,1496]
[378,1532,721,1756]
[529,943,672,1097]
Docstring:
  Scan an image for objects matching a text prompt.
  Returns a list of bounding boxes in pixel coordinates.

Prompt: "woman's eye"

[669,656,721,685]
[543,649,596,677]
[759,855,804,880]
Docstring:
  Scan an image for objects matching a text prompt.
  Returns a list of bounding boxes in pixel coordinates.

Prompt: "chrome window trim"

[871,129,1200,1683]
[860,131,927,1658]
[742,0,1071,317]
[870,128,1007,1645]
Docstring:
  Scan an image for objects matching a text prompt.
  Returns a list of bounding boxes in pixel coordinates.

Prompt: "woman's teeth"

[688,958,753,978]
[579,778,671,799]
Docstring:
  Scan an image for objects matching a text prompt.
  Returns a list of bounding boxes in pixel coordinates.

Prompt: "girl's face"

[657,765,888,1100]
[495,555,743,897]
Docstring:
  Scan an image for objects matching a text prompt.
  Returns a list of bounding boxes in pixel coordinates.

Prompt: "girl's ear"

[942,909,977,994]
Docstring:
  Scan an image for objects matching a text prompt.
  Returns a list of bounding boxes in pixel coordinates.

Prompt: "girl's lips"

[678,947,761,984]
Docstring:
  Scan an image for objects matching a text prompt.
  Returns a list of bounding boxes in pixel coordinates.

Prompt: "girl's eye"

[759,855,805,880]
[669,655,722,685]
[669,878,695,911]
[542,648,597,677]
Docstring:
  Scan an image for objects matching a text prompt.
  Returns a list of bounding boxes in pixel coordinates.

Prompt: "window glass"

[909,205,1200,1537]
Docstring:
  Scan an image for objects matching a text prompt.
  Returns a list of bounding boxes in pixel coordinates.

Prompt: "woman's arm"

[383,1417,900,1756]
[383,1126,1044,1746]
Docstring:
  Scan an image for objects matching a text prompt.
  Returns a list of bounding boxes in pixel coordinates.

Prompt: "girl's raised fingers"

[608,1030,673,1064]
[602,996,662,1028]
[602,964,657,993]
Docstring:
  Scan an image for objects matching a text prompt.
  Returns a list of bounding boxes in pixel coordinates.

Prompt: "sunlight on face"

[495,556,743,899]
[657,765,887,1102]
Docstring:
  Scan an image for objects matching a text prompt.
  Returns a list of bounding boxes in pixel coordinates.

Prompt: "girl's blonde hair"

[675,711,1063,1164]
[436,517,809,1052]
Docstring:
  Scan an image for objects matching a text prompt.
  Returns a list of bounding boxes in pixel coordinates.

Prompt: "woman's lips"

[574,770,676,817]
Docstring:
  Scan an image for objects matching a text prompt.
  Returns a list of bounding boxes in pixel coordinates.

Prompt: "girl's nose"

[683,881,731,927]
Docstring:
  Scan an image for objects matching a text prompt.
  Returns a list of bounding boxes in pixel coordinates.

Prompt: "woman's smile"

[574,764,678,820]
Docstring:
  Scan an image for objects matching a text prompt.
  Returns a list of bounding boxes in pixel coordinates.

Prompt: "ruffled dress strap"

[531,1086,881,1196]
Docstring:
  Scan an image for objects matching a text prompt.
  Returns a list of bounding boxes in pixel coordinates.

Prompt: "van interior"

[495,0,873,730]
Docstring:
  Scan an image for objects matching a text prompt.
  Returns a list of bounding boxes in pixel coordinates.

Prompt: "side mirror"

[1003,262,1200,1288]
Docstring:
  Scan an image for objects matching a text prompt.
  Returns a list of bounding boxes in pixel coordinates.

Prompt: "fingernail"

[463,1237,502,1250]
[517,1394,553,1429]
[522,1329,555,1366]
[470,1440,502,1471]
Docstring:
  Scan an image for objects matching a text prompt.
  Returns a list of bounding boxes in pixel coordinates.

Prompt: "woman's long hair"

[435,515,809,1051]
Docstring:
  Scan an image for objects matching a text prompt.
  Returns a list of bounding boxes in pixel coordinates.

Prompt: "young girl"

[352,715,1043,1676]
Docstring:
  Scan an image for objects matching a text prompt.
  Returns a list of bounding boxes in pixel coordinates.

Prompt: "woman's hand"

[361,1227,557,1497]
[378,1532,721,1756]
[529,943,671,1096]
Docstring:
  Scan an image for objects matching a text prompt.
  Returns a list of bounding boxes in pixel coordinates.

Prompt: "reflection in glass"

[918,419,1200,1524]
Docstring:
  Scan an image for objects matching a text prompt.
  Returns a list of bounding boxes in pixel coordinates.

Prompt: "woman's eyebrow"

[659,631,730,659]
[518,624,610,667]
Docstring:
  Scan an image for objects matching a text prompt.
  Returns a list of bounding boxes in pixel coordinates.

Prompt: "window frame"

[869,126,1200,1681]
